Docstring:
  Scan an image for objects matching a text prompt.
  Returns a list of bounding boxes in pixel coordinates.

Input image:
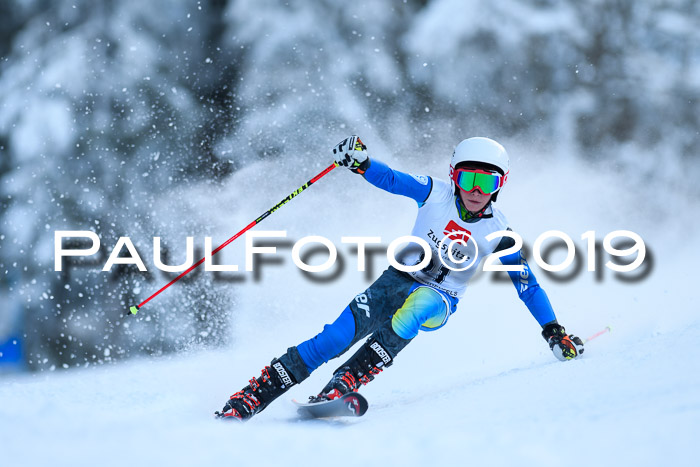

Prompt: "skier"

[216,136,584,420]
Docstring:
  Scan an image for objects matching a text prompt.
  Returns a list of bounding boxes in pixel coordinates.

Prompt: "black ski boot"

[311,338,394,402]
[216,358,297,421]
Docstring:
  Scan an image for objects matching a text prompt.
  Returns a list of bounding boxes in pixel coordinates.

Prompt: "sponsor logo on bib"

[443,220,471,244]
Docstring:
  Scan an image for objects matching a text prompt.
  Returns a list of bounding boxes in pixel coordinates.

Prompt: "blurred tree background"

[0,0,697,371]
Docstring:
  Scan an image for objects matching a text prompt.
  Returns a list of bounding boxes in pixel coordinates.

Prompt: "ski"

[293,392,369,419]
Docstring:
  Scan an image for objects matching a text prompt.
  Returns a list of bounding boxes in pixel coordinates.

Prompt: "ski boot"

[310,338,393,403]
[216,358,297,421]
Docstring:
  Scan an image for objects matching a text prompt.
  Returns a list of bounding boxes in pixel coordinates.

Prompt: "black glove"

[542,322,584,361]
[332,135,370,174]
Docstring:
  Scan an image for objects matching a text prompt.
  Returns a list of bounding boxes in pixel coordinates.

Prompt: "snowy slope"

[1,317,698,467]
[1,154,698,467]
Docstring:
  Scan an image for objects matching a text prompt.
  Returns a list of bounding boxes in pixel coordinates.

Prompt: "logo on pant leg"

[355,293,370,318]
[272,361,294,387]
[369,341,392,365]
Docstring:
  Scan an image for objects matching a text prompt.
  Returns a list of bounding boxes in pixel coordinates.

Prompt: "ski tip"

[294,392,369,418]
[345,392,369,417]
[128,305,139,316]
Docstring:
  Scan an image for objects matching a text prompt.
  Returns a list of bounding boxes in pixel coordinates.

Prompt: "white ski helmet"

[450,137,510,200]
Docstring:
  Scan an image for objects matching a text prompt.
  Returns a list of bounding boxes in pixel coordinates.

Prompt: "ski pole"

[127,162,338,316]
[583,325,611,344]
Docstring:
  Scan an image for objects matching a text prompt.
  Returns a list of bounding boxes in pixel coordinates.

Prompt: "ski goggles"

[452,168,505,195]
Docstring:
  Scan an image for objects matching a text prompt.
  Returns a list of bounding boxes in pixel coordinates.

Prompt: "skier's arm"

[493,232,556,326]
[332,135,431,205]
[362,158,432,205]
[494,232,584,360]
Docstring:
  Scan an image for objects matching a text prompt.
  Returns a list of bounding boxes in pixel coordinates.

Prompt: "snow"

[1,1,699,465]
[1,152,698,466]
[1,308,697,466]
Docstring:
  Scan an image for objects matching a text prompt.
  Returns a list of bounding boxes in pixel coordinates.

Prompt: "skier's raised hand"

[542,323,584,361]
[332,135,370,174]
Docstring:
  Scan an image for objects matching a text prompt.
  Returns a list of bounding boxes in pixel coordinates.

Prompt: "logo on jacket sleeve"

[410,174,429,185]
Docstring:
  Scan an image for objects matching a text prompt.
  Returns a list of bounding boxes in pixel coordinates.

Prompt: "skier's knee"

[391,287,449,339]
